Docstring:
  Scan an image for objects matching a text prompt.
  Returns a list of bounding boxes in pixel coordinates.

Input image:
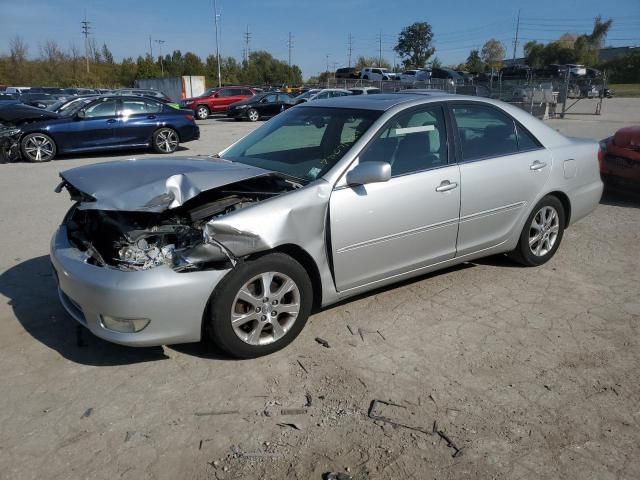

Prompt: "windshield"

[222,106,381,181]
[56,97,95,116]
[199,88,218,97]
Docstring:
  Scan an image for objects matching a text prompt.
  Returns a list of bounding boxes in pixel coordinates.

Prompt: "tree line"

[0,36,303,88]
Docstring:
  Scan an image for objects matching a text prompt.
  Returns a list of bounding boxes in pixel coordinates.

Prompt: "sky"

[0,0,639,79]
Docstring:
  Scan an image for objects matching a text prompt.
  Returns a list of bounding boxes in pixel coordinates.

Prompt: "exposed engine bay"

[0,125,22,163]
[63,175,298,272]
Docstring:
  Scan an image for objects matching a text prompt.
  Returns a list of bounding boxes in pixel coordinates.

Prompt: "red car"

[180,86,256,120]
[600,126,640,194]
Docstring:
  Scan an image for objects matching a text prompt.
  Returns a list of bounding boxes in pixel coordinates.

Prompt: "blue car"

[18,95,200,162]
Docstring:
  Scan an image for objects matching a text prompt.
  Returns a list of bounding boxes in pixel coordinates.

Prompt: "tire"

[207,253,313,358]
[247,108,260,122]
[510,195,565,266]
[363,75,369,80]
[195,105,210,120]
[152,127,179,154]
[21,133,56,162]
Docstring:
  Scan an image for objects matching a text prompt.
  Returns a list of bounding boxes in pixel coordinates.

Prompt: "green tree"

[430,56,442,68]
[481,38,505,72]
[101,43,114,64]
[465,49,484,73]
[394,22,435,68]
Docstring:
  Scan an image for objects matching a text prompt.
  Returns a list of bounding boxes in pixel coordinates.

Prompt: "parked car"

[50,93,602,358]
[500,65,531,80]
[400,70,419,83]
[293,89,350,105]
[335,67,360,79]
[565,64,587,76]
[600,126,640,194]
[585,67,602,79]
[63,88,98,96]
[430,68,465,85]
[348,87,381,95]
[113,88,172,101]
[5,86,31,94]
[455,85,491,97]
[226,92,294,121]
[16,95,199,162]
[0,92,21,106]
[19,93,67,109]
[360,67,394,81]
[181,86,256,120]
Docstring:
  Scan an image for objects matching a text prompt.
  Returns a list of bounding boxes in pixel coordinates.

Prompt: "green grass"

[609,84,640,97]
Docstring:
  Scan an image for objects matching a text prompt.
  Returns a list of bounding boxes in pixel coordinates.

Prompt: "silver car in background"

[50,93,603,358]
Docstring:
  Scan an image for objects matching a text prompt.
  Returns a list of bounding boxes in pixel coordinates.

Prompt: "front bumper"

[50,226,230,347]
[226,108,247,119]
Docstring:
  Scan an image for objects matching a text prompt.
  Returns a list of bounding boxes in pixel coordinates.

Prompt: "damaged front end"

[61,174,298,272]
[0,125,22,163]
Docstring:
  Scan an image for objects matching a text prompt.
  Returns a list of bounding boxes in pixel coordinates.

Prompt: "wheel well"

[152,125,181,142]
[196,104,210,111]
[248,244,323,310]
[548,191,571,227]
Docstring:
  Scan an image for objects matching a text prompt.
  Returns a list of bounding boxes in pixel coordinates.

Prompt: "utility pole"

[148,35,153,58]
[213,0,222,87]
[81,16,91,74]
[325,54,330,88]
[155,39,165,76]
[287,32,293,68]
[512,9,521,61]
[378,30,383,67]
[347,33,353,68]
[243,25,251,64]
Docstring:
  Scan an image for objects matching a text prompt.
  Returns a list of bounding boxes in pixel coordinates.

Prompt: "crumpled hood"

[59,157,271,212]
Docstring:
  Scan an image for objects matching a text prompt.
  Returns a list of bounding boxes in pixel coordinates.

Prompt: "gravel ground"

[0,99,639,480]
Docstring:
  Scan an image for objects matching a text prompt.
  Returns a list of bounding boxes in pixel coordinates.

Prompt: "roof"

[303,91,450,111]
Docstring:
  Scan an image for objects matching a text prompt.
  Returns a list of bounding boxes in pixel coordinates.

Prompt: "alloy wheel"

[196,106,209,119]
[248,109,259,122]
[155,129,178,153]
[529,206,560,257]
[23,135,54,162]
[230,271,301,346]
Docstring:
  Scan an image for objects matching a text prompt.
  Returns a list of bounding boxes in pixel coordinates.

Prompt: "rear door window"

[451,104,518,161]
[84,99,117,118]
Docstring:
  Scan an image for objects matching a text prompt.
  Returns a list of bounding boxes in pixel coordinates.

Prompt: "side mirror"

[76,109,86,119]
[346,161,391,186]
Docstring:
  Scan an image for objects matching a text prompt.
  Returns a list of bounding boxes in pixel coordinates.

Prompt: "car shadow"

[600,190,640,209]
[55,146,190,162]
[0,255,172,365]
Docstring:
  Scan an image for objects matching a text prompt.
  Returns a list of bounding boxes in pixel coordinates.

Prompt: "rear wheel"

[21,133,56,162]
[152,127,179,154]
[511,195,565,266]
[195,105,210,120]
[247,108,260,122]
[207,253,313,358]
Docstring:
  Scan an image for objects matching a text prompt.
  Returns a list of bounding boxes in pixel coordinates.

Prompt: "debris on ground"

[368,399,433,435]
[81,407,93,418]
[297,359,309,374]
[315,337,331,348]
[305,392,313,407]
[346,325,355,335]
[277,422,302,430]
[433,421,463,458]
[194,410,240,416]
[281,408,307,415]
[323,472,353,480]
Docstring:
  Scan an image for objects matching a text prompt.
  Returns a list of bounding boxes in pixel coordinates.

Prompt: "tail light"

[185,114,194,122]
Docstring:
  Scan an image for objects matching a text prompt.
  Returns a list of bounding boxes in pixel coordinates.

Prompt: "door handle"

[435,180,458,192]
[530,160,547,171]
[106,119,117,124]
[147,115,157,119]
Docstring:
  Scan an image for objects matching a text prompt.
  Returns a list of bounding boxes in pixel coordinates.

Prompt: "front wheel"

[511,195,565,266]
[152,127,179,154]
[21,133,57,162]
[207,253,313,358]
[247,108,260,122]
[195,105,210,120]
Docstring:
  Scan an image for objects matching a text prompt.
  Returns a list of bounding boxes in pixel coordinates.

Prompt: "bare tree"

[10,35,28,63]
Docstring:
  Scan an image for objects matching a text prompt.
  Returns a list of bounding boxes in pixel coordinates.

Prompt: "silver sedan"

[50,93,603,357]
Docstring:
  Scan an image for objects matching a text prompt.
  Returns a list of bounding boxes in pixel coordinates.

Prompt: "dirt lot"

[1,99,639,480]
